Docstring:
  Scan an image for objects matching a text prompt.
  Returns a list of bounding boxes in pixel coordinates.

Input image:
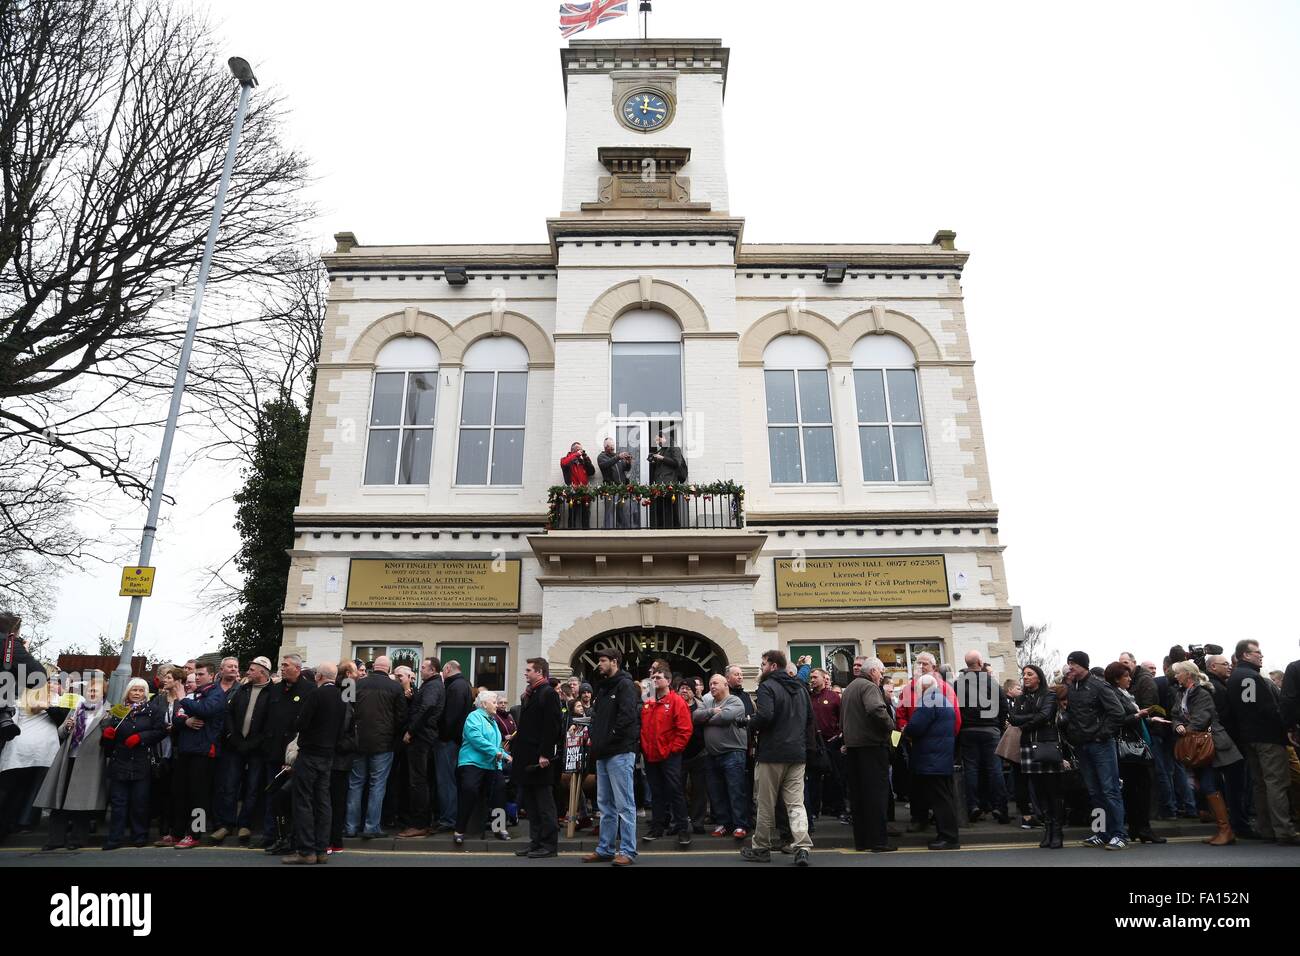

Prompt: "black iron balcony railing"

[546,480,745,531]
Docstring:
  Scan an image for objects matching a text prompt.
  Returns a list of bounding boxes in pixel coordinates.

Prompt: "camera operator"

[559,441,595,529]
[597,437,635,528]
[647,432,687,529]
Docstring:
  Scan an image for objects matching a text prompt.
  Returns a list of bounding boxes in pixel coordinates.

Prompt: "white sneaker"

[1104,836,1127,850]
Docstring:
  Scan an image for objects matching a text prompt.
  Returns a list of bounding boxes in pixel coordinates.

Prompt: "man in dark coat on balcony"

[648,432,687,528]
[597,437,634,528]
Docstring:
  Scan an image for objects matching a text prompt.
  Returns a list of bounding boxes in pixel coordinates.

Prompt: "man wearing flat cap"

[1062,650,1128,850]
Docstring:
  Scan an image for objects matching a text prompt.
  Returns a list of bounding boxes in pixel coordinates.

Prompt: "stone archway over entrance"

[570,627,728,684]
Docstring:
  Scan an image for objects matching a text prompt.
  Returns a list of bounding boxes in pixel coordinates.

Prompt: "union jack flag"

[559,1,628,38]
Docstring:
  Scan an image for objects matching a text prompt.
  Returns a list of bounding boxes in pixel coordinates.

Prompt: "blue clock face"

[621,90,670,131]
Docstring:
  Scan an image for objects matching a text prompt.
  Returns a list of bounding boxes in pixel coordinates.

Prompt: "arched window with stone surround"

[363,337,440,485]
[455,336,529,485]
[852,334,929,482]
[763,335,838,484]
[609,309,683,481]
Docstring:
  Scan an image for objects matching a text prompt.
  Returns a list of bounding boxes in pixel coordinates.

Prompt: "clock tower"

[559,38,731,215]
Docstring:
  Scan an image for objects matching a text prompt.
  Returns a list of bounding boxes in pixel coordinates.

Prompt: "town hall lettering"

[578,630,720,671]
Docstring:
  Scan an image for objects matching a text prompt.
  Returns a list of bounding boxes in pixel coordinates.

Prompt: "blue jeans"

[433,739,459,828]
[705,750,749,831]
[1077,740,1127,840]
[595,751,637,859]
[215,750,265,831]
[959,730,1008,814]
[1152,734,1197,814]
[346,751,395,835]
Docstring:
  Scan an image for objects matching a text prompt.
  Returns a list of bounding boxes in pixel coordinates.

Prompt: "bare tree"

[0,0,312,578]
[1017,622,1060,677]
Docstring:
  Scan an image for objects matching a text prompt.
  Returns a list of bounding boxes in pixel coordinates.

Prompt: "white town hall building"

[278,37,1018,699]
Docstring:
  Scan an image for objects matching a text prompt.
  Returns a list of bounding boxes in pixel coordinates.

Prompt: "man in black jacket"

[261,653,316,852]
[512,657,565,858]
[953,651,1009,824]
[345,655,407,839]
[433,660,473,832]
[284,662,346,866]
[1206,653,1256,838]
[1062,651,1128,849]
[212,656,273,845]
[397,657,444,838]
[1226,640,1298,844]
[582,649,640,864]
[741,650,815,866]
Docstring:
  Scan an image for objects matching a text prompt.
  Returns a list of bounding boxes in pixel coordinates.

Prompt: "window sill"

[861,482,933,491]
[768,485,841,493]
[450,485,527,493]
[360,487,430,496]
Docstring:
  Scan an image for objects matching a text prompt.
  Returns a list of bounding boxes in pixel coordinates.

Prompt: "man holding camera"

[597,437,634,528]
[560,441,595,529]
[647,432,686,528]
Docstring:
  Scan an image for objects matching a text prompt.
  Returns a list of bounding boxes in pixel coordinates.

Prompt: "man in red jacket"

[559,442,595,529]
[640,664,695,848]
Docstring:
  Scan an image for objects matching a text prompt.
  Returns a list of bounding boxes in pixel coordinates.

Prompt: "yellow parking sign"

[120,566,156,597]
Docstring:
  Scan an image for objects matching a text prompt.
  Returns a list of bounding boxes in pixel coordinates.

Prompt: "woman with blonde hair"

[1170,660,1243,846]
[101,678,169,849]
[34,672,110,850]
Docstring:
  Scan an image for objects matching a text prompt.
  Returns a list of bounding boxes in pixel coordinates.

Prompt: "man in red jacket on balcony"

[640,663,695,848]
[560,442,595,528]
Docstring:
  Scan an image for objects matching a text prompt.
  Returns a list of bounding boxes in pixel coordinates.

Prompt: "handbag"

[1117,729,1153,763]
[1028,740,1062,764]
[1174,730,1215,769]
[995,725,1022,763]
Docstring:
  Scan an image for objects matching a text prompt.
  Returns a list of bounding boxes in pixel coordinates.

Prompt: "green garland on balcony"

[545,479,745,529]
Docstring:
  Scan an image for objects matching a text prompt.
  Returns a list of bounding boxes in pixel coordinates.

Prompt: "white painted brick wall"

[563,72,730,212]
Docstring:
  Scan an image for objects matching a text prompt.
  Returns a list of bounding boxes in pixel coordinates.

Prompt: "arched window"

[763,336,837,484]
[608,310,683,481]
[455,336,528,485]
[364,337,439,485]
[852,334,928,482]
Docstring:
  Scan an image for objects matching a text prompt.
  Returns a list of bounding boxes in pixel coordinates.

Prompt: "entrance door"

[570,629,726,687]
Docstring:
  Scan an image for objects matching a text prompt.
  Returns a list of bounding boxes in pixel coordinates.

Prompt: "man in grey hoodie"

[695,673,749,838]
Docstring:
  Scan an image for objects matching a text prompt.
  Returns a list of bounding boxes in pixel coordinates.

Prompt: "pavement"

[7,815,1294,866]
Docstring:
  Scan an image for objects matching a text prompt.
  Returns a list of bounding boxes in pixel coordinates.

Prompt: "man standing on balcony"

[560,442,595,529]
[598,437,634,528]
[648,432,687,528]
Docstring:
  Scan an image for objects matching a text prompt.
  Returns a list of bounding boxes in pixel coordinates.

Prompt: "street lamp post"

[109,58,259,703]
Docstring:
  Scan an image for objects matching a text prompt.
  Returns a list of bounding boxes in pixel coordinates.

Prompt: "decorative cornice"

[754,606,1013,627]
[560,39,730,98]
[537,575,760,587]
[744,510,999,527]
[294,512,548,530]
[282,611,542,628]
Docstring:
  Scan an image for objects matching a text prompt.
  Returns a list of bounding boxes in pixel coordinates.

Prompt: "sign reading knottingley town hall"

[279,35,1019,695]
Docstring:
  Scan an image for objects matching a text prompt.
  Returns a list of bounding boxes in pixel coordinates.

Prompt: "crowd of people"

[2,602,1298,866]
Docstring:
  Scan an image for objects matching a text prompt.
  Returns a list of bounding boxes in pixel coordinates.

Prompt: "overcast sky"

[48,0,1300,673]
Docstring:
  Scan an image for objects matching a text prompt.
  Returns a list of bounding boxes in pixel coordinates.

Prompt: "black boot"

[1047,796,1065,849]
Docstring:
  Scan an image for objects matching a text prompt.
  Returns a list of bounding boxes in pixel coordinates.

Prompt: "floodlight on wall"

[444,266,468,286]
[822,264,847,284]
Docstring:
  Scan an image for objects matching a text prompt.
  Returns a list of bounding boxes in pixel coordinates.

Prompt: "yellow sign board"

[774,555,950,609]
[119,566,156,597]
[345,559,521,611]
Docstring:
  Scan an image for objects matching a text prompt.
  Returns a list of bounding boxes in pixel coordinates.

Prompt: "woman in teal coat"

[454,689,513,847]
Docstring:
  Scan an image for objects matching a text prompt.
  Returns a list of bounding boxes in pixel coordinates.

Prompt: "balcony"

[545,481,745,531]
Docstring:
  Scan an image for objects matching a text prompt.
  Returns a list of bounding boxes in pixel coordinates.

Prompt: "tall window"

[611,309,682,419]
[853,335,929,482]
[763,335,837,484]
[455,336,528,485]
[364,337,439,485]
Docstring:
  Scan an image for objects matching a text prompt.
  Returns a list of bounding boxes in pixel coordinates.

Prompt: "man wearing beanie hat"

[1062,650,1128,850]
